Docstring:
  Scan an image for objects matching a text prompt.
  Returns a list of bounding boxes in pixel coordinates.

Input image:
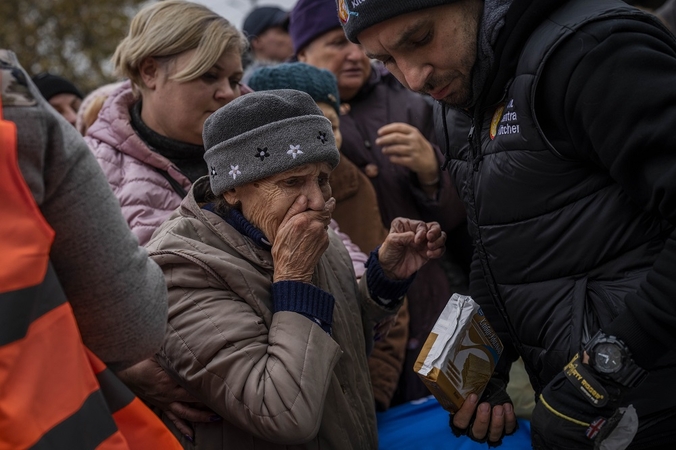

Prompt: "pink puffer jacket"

[84,81,191,245]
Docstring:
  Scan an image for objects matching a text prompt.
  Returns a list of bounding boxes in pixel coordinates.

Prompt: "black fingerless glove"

[449,377,516,447]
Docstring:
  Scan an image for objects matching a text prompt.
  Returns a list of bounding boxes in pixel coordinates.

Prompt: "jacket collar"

[203,204,273,252]
[481,0,570,108]
[85,81,178,173]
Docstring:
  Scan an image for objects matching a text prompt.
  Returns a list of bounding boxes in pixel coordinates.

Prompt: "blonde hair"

[113,1,246,90]
[76,81,125,135]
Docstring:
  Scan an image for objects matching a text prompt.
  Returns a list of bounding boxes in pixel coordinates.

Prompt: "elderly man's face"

[226,162,334,243]
[357,0,482,108]
[298,28,371,101]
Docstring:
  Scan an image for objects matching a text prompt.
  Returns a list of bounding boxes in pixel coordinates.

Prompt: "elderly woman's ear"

[223,189,238,206]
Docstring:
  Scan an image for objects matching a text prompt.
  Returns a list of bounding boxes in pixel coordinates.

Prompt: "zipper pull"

[468,121,482,172]
[467,123,475,146]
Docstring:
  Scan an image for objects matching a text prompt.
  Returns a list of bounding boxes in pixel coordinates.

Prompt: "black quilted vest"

[443,0,675,414]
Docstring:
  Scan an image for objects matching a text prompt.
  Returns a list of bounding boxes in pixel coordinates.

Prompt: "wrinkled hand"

[378,218,445,280]
[116,357,217,440]
[272,195,336,283]
[450,378,517,446]
[531,353,636,450]
[375,123,438,184]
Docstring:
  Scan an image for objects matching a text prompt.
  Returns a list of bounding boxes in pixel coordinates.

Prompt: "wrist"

[367,247,414,307]
[417,169,440,187]
[419,175,440,186]
[564,353,622,408]
[273,272,312,284]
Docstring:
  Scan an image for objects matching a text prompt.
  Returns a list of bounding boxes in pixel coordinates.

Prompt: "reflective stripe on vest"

[0,77,181,450]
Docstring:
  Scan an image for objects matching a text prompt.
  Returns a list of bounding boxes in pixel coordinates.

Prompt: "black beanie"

[337,0,457,43]
[32,73,83,101]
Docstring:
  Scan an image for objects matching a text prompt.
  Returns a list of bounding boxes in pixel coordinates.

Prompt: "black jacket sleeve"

[535,17,676,370]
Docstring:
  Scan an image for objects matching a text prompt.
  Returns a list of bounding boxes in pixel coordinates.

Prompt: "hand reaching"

[377,218,446,280]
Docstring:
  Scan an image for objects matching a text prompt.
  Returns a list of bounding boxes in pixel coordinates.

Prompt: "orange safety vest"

[0,82,181,449]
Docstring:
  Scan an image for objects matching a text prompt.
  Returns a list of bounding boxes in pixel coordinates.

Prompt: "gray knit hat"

[203,89,340,195]
[337,0,455,43]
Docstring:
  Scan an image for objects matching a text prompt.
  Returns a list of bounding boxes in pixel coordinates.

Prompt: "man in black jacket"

[337,0,676,448]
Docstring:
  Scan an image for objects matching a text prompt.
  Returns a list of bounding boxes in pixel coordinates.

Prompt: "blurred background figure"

[241,5,293,83]
[31,72,83,127]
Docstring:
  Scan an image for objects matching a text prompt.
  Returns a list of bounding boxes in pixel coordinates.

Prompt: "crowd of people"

[2,0,676,448]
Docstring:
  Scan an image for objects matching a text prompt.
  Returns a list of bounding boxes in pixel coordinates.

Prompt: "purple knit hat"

[289,0,342,55]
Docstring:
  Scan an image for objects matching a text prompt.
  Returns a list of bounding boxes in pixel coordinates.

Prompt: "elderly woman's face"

[140,49,243,145]
[225,162,333,243]
[298,28,372,101]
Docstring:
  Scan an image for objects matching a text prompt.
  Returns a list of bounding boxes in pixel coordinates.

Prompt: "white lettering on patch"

[497,99,521,137]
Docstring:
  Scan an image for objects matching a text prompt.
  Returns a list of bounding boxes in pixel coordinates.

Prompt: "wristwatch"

[584,330,648,388]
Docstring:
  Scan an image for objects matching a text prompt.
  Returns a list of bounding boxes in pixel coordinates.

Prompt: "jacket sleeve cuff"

[365,246,415,308]
[272,281,335,334]
[604,309,664,370]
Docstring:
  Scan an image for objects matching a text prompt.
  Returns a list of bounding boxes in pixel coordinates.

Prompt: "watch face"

[594,343,623,373]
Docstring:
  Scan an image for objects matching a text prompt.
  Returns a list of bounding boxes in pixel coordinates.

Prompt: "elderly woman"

[248,62,409,412]
[85,0,246,245]
[145,89,446,449]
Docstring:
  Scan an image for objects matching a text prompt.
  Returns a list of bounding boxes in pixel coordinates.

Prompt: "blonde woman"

[84,1,246,440]
[85,0,247,245]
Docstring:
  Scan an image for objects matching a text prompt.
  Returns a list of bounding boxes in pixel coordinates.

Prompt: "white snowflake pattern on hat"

[229,165,241,180]
[287,144,303,159]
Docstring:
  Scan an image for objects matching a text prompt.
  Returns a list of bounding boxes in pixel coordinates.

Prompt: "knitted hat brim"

[205,114,339,195]
[339,0,455,43]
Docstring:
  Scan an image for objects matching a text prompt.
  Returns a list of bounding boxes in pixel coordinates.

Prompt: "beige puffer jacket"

[146,178,399,449]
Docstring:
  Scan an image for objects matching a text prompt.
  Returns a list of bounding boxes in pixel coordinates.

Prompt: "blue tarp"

[377,396,532,449]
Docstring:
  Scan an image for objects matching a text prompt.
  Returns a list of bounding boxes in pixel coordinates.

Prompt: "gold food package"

[414,294,503,413]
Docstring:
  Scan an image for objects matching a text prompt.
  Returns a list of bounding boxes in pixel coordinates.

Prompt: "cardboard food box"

[414,294,503,413]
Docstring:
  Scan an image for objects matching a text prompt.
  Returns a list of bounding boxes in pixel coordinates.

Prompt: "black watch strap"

[584,331,647,389]
[617,362,648,389]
